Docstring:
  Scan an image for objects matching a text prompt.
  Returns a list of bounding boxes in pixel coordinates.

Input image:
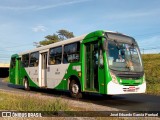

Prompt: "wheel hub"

[24,81,27,88]
[72,84,79,94]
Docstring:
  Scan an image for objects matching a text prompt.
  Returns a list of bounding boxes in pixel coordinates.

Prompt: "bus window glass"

[49,46,62,65]
[63,42,80,63]
[29,52,39,67]
[22,54,29,67]
[10,58,16,68]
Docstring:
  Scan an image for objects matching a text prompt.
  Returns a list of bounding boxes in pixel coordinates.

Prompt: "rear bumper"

[107,81,146,95]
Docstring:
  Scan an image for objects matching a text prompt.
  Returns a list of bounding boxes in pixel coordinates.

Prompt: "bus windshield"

[107,40,143,72]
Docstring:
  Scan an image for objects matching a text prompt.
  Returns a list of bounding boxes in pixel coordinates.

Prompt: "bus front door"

[85,42,99,91]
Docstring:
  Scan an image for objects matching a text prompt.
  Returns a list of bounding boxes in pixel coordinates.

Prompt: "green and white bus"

[9,30,146,98]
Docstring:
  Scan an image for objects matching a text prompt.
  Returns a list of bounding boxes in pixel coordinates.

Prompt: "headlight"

[110,72,118,84]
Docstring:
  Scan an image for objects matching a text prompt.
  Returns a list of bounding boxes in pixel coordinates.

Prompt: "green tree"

[38,29,74,46]
[57,29,74,40]
[39,34,59,46]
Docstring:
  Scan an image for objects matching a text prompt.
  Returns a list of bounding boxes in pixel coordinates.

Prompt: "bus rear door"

[40,52,48,87]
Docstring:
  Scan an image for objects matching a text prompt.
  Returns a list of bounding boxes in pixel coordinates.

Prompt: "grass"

[0,90,68,112]
[147,84,160,95]
[0,90,121,119]
[3,77,9,82]
[142,54,160,95]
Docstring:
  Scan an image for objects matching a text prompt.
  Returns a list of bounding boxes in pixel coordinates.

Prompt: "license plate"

[129,86,136,91]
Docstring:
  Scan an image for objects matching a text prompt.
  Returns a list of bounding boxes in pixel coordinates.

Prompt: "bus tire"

[69,79,82,99]
[24,78,30,91]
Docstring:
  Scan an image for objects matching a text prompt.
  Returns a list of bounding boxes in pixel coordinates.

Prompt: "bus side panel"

[47,64,69,89]
[54,63,81,90]
[18,66,39,88]
[24,67,40,88]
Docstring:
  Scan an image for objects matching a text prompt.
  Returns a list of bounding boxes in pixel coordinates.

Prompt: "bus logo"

[55,68,60,75]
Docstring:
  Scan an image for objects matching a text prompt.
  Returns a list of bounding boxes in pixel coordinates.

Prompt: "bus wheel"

[69,80,82,99]
[24,78,30,91]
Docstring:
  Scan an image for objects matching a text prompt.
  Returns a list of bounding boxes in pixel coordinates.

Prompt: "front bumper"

[107,81,146,95]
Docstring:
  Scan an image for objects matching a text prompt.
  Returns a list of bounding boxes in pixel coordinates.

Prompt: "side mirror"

[103,40,108,51]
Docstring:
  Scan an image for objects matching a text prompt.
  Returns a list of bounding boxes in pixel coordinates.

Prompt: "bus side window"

[29,52,39,67]
[49,46,62,65]
[63,42,80,63]
[22,54,29,67]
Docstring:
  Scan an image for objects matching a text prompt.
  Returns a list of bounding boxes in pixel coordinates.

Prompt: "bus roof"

[19,34,86,55]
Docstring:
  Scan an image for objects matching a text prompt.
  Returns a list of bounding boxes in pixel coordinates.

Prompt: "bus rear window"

[10,57,16,68]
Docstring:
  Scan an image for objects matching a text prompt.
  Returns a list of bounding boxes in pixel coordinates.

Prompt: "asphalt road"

[0,78,160,112]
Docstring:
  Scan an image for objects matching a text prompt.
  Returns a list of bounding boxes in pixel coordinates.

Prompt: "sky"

[0,0,160,63]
